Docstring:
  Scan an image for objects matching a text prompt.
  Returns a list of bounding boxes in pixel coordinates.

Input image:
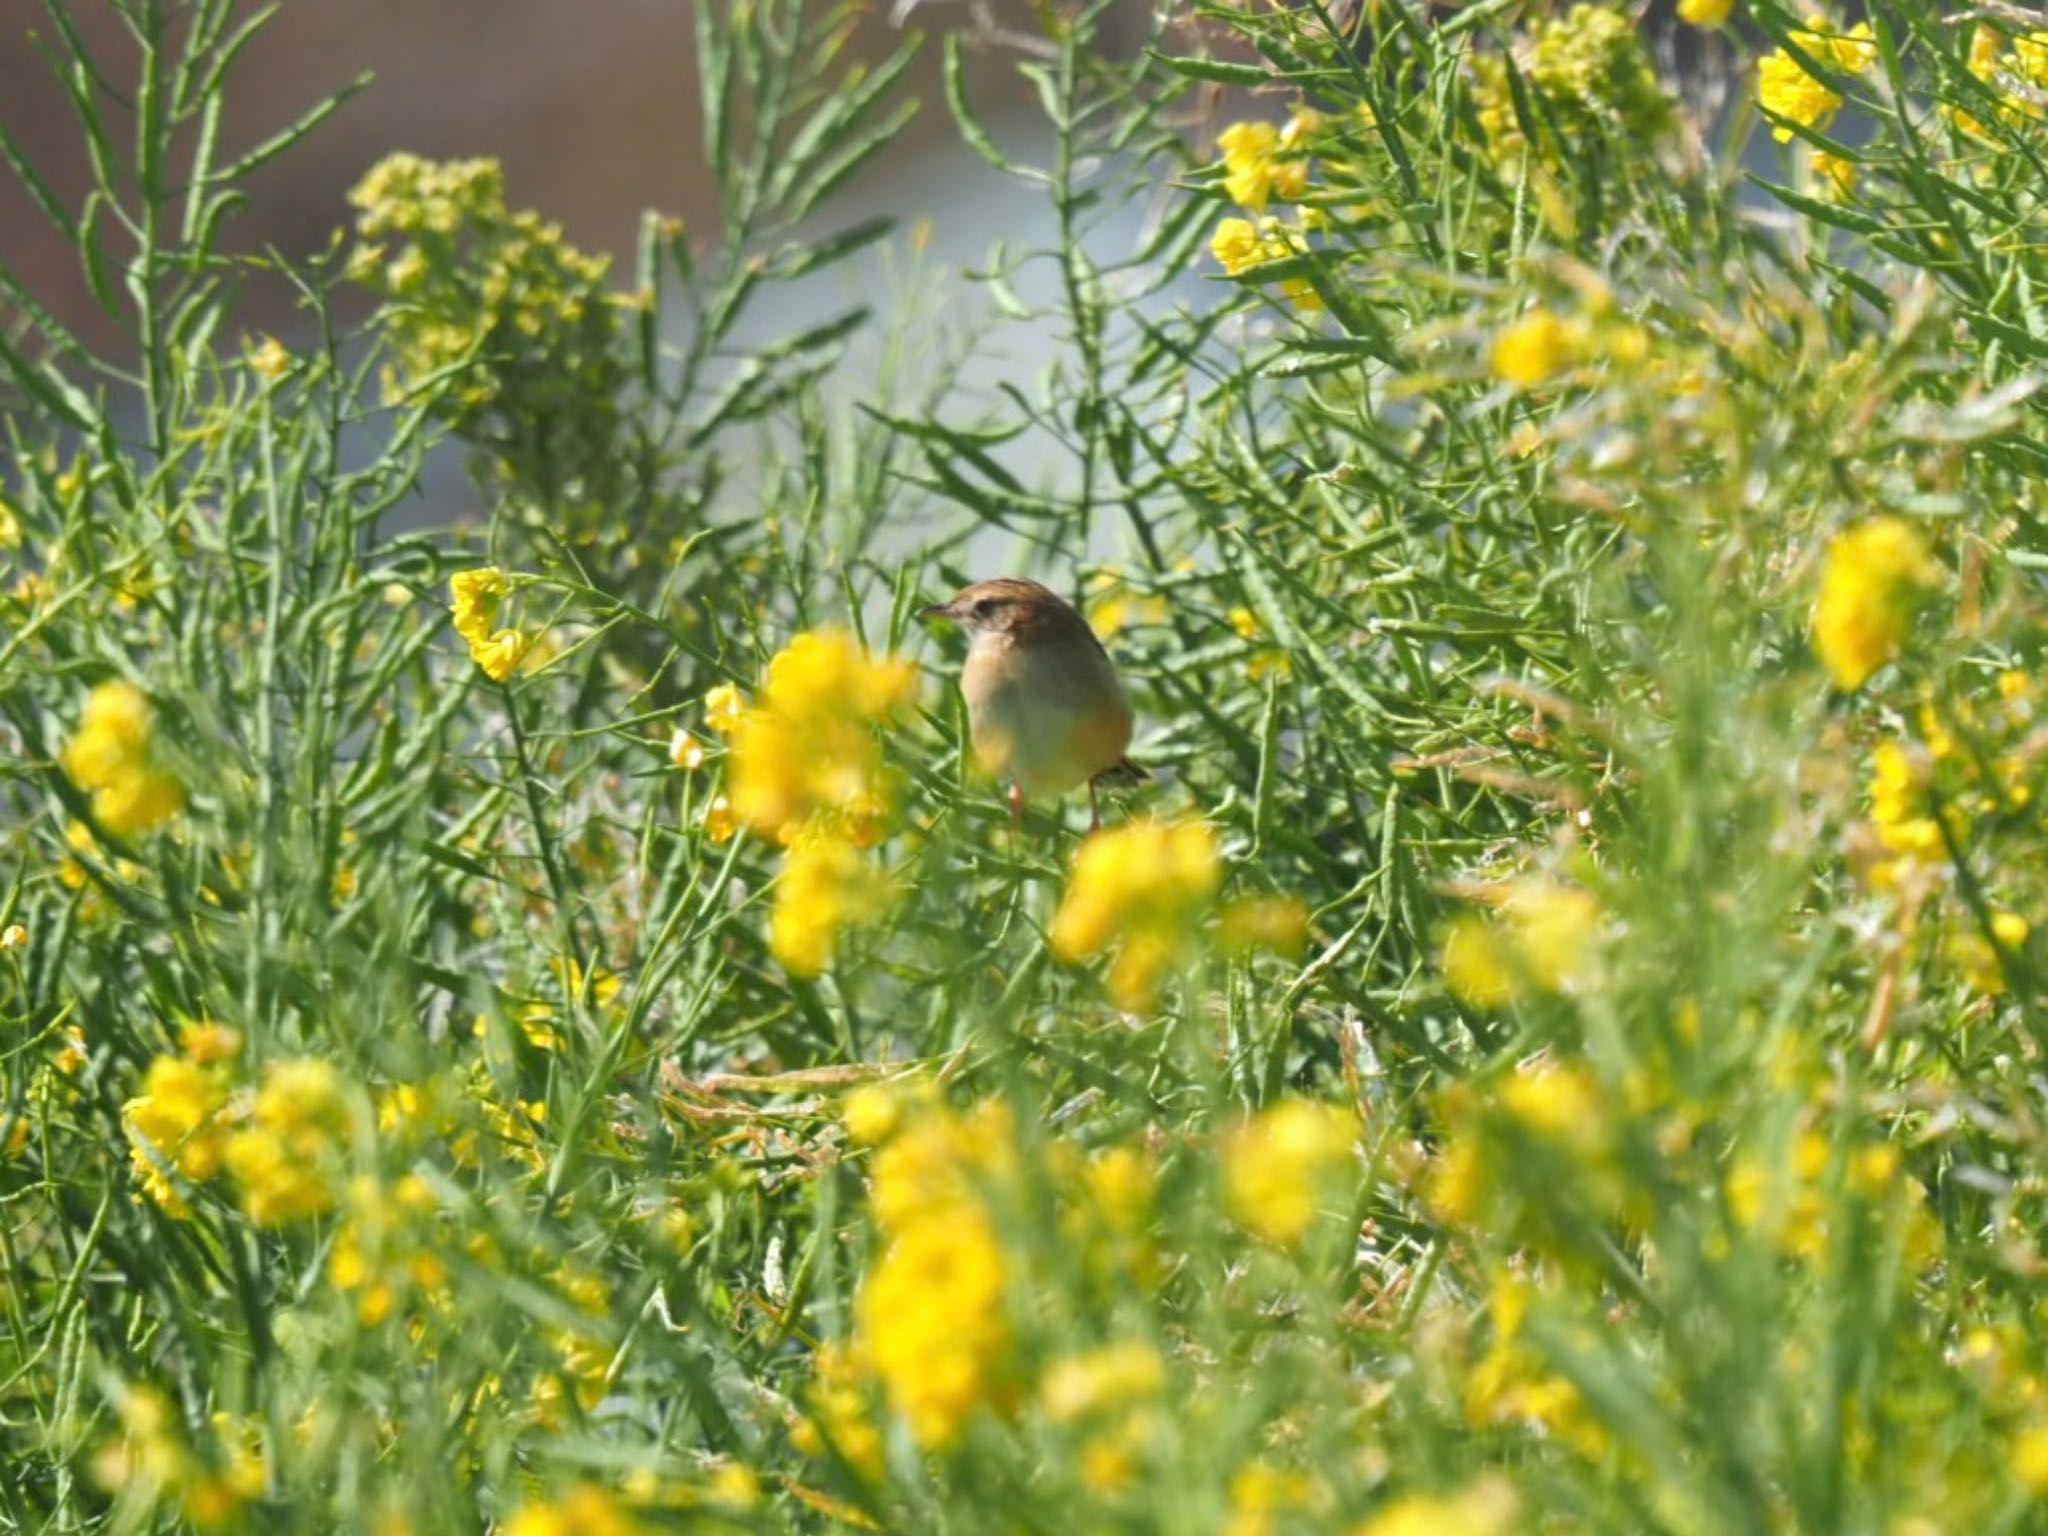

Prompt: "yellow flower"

[1225,1462,1316,1536]
[1812,148,1857,198]
[123,1055,231,1216]
[470,627,529,682]
[1352,1479,1518,1536]
[1211,217,1267,276]
[224,1058,348,1225]
[857,1198,1009,1447]
[794,1342,885,1481]
[842,1081,911,1145]
[1758,18,1875,142]
[502,1486,641,1536]
[703,681,746,734]
[668,727,704,769]
[1209,216,1322,309]
[0,923,25,951]
[1218,120,1283,208]
[1050,818,1223,1010]
[1867,737,1944,874]
[1085,1144,1156,1235]
[176,1020,242,1065]
[1812,517,1937,690]
[1499,1058,1603,1143]
[1441,879,1600,1007]
[1216,115,1314,208]
[1039,1341,1165,1422]
[728,629,918,842]
[707,1462,760,1508]
[1224,1099,1357,1246]
[449,568,531,679]
[2013,1423,2048,1495]
[448,567,508,645]
[867,1097,1015,1236]
[1491,308,1581,389]
[1676,0,1734,26]
[62,681,185,838]
[770,831,890,978]
[703,794,736,844]
[1951,911,2030,995]
[1440,914,1513,1008]
[246,335,291,382]
[1084,568,1168,638]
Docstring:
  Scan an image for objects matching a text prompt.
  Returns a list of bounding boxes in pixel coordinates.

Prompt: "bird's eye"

[972,598,997,621]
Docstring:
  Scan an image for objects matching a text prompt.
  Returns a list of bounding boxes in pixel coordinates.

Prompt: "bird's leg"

[1007,783,1025,836]
[1088,776,1102,832]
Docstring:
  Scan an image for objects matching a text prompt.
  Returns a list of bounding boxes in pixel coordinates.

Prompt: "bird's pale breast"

[962,631,1131,795]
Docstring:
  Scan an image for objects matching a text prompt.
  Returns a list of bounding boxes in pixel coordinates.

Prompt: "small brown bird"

[920,577,1146,828]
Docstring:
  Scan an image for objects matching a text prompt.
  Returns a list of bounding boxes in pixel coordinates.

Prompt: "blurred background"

[0,2,1736,541]
[0,2,1162,346]
[0,2,1192,539]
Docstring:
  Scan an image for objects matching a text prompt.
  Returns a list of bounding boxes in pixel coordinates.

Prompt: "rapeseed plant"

[13,0,2048,1529]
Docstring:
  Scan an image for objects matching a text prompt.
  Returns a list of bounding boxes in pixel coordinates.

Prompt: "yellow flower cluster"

[721,630,919,976]
[245,334,291,383]
[1439,878,1600,1008]
[1039,1339,1165,1423]
[1858,680,2038,994]
[1811,148,1857,198]
[92,1386,267,1530]
[1209,217,1323,311]
[1489,291,1651,392]
[1085,568,1168,639]
[1215,110,1318,212]
[838,1097,1016,1449]
[347,153,621,437]
[792,1341,886,1480]
[1223,1099,1358,1247]
[1473,5,1671,161]
[1462,1273,1610,1459]
[1812,517,1937,691]
[1949,909,2032,996]
[502,1485,641,1536]
[1866,736,1948,885]
[728,630,919,841]
[1725,1126,1933,1265]
[1050,818,1223,1011]
[449,567,530,681]
[1758,16,1877,142]
[1352,1479,1518,1536]
[328,1173,451,1327]
[1428,1057,1618,1242]
[1209,108,1326,310]
[1226,605,1292,682]
[771,834,890,979]
[223,1057,348,1225]
[1949,26,2048,140]
[62,681,185,837]
[1490,308,1581,390]
[532,1267,616,1426]
[123,1052,232,1217]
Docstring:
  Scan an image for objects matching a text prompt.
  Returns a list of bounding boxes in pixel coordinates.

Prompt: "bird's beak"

[917,602,957,623]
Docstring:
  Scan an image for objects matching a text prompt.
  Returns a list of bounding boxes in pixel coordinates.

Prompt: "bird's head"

[918,578,1084,641]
